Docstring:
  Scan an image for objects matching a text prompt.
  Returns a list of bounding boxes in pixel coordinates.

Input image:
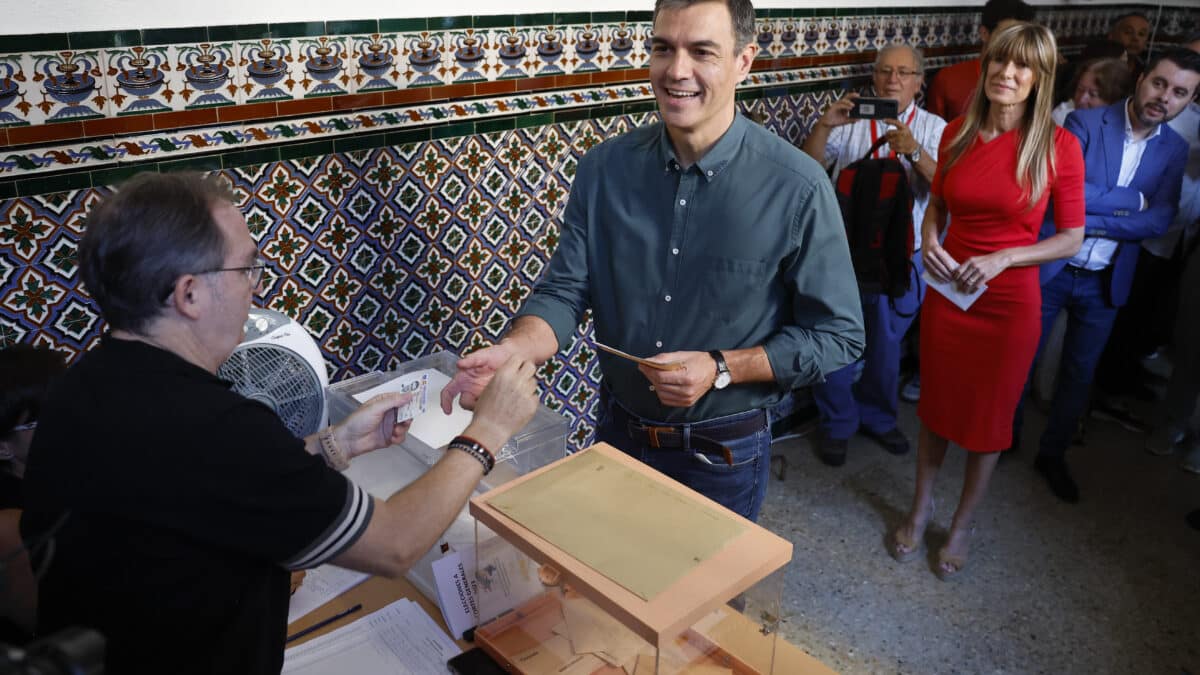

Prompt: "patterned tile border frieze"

[0,54,987,186]
[2,5,1192,151]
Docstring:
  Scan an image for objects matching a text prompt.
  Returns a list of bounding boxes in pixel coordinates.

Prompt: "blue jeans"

[1015,266,1119,459]
[813,255,925,439]
[594,393,773,522]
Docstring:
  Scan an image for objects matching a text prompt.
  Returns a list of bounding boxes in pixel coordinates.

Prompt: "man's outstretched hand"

[440,342,517,413]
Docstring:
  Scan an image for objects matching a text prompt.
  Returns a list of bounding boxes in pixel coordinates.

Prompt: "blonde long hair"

[941,23,1060,207]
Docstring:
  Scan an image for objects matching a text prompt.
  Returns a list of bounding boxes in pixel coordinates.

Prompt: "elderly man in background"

[801,44,947,466]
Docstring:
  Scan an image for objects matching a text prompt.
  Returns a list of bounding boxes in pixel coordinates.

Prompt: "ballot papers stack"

[325,350,569,607]
[282,598,460,674]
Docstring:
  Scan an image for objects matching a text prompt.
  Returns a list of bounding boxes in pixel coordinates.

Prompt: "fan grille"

[218,343,323,437]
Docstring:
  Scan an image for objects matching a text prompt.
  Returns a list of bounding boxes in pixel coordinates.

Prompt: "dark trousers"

[1014,266,1119,459]
[594,392,772,522]
[813,255,925,439]
[1096,248,1182,395]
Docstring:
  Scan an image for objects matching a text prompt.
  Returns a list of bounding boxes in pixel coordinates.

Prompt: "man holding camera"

[801,44,946,466]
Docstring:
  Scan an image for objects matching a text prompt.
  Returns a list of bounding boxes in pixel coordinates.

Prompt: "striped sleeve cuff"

[281,478,373,571]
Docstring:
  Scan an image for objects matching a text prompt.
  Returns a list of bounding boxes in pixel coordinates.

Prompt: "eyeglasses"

[876,68,920,80]
[203,257,273,287]
[160,257,274,303]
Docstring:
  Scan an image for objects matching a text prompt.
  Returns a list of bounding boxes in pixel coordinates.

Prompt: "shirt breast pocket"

[697,255,774,323]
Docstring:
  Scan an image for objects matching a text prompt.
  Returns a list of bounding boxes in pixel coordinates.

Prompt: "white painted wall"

[5,0,1191,36]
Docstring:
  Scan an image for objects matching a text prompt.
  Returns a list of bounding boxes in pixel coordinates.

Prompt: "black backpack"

[833,136,915,305]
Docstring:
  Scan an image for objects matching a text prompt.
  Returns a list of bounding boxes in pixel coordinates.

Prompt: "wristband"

[318,427,351,472]
[448,435,495,475]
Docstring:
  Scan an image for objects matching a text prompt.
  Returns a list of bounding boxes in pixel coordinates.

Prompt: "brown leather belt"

[608,397,767,466]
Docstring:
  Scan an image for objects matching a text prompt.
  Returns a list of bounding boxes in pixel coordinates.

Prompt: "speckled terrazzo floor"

[758,400,1200,675]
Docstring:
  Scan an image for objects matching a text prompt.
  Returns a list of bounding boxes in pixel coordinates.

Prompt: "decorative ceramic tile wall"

[0,91,834,448]
[3,4,1198,448]
[4,5,1191,157]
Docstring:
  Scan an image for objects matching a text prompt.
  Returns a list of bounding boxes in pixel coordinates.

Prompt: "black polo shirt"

[21,336,372,674]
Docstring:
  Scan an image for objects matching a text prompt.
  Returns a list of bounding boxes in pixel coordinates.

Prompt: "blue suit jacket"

[1040,100,1187,306]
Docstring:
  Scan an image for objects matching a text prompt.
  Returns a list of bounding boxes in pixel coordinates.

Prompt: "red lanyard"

[869,105,918,159]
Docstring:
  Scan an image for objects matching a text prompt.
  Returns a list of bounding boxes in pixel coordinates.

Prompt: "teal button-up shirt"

[519,113,864,422]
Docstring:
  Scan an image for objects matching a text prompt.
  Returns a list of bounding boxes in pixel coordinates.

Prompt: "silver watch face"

[714,371,732,389]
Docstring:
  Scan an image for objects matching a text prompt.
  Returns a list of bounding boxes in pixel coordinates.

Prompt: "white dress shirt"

[1069,99,1159,270]
[1052,101,1075,127]
[822,101,948,253]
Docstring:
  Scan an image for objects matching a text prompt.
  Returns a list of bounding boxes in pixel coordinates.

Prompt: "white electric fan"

[217,308,329,437]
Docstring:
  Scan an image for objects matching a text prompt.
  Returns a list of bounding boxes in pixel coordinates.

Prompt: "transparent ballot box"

[326,350,570,603]
[469,443,793,675]
[327,350,568,490]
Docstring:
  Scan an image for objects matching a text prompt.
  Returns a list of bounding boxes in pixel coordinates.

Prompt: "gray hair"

[653,0,757,52]
[79,172,233,334]
[874,44,926,77]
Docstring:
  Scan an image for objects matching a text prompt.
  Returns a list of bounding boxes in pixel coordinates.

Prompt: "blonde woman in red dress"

[888,23,1086,579]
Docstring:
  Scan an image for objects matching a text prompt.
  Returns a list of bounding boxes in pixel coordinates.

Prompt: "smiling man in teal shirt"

[443,0,863,521]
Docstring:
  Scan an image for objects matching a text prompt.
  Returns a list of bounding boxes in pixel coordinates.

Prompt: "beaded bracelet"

[318,427,351,472]
[448,435,495,475]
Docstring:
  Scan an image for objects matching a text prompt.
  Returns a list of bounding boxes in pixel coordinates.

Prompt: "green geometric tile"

[332,133,388,153]
[386,128,431,147]
[516,112,554,128]
[431,121,474,139]
[326,20,378,36]
[592,12,626,23]
[209,24,269,42]
[16,171,92,198]
[160,155,223,173]
[554,13,591,26]
[475,117,517,133]
[279,139,335,161]
[624,100,658,115]
[90,164,155,188]
[269,22,327,38]
[379,18,428,32]
[0,33,70,54]
[221,146,281,169]
[514,13,555,27]
[552,109,590,124]
[589,105,623,120]
[431,16,473,30]
[473,15,516,29]
[0,180,16,199]
[142,27,208,46]
[69,29,142,50]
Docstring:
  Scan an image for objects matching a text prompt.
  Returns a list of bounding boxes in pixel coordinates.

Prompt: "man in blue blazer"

[1028,47,1199,503]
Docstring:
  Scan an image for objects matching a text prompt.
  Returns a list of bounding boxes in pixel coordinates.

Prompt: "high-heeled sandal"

[934,528,974,581]
[888,499,934,563]
[888,523,925,563]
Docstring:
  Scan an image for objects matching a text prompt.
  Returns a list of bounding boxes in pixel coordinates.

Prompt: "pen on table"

[286,603,364,644]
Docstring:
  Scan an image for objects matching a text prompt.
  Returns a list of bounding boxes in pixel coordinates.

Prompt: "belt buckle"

[646,425,674,448]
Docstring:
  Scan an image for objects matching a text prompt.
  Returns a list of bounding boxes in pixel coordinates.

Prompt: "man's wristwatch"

[907,146,921,163]
[709,350,732,390]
